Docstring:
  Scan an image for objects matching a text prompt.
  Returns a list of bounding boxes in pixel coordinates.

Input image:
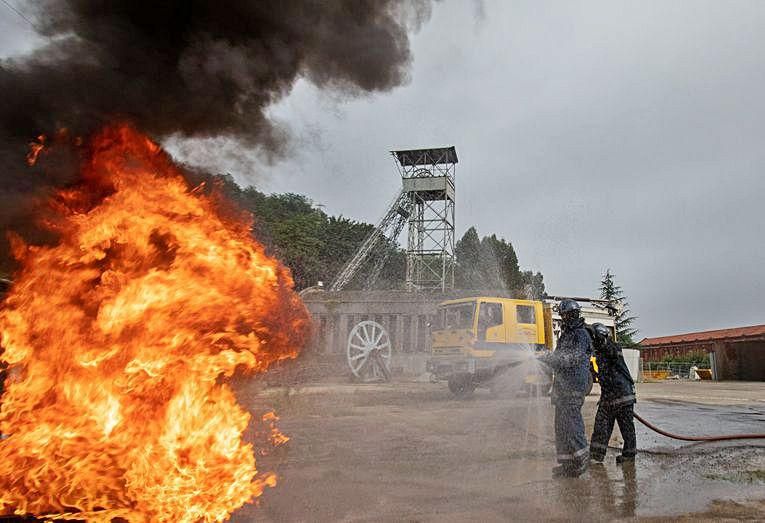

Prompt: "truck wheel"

[448,374,476,399]
[586,372,594,396]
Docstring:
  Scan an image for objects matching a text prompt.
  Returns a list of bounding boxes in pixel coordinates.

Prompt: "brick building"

[641,325,765,381]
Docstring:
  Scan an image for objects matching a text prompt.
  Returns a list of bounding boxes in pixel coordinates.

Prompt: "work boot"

[552,461,588,478]
[552,464,570,477]
[616,454,635,464]
[572,459,589,476]
[553,465,569,478]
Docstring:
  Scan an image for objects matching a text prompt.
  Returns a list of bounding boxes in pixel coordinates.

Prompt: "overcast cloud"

[3,1,764,337]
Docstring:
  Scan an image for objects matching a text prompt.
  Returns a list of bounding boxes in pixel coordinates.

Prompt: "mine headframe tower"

[329,146,457,293]
[394,147,457,292]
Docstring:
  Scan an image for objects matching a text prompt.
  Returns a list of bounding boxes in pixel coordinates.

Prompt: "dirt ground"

[232,380,765,522]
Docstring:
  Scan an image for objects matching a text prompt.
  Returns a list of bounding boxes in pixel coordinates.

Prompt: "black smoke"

[0,0,432,274]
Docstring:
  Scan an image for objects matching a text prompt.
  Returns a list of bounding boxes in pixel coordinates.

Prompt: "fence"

[640,361,712,381]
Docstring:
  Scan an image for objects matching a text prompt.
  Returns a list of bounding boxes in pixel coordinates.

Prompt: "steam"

[0,0,433,273]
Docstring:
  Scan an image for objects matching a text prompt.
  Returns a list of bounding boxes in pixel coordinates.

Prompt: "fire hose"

[514,352,765,444]
[633,410,765,442]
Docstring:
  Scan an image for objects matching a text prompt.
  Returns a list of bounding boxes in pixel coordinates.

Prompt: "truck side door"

[510,302,543,345]
[478,301,505,343]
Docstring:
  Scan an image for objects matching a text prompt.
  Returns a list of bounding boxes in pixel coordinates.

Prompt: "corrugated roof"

[641,324,765,347]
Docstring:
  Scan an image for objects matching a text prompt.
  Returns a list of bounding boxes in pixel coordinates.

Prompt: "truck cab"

[427,297,549,396]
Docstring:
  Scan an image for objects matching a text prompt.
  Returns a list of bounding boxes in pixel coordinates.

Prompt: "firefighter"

[537,299,592,477]
[589,322,636,464]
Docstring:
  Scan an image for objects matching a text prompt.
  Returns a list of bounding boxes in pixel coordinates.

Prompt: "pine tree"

[204,173,546,294]
[454,227,483,288]
[519,270,545,299]
[599,269,639,346]
[454,227,545,296]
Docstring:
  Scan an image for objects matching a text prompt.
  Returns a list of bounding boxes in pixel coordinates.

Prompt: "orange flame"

[0,124,310,521]
[26,134,46,166]
[262,411,290,447]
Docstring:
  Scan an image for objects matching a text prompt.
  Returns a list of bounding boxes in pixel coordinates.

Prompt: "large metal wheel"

[347,320,392,382]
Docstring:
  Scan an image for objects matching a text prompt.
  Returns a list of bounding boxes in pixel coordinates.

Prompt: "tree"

[478,234,520,290]
[599,269,639,346]
[203,174,409,290]
[518,270,545,299]
[453,227,544,296]
[189,174,544,293]
[454,227,482,288]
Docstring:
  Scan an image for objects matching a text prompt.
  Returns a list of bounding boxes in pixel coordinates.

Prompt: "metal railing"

[641,361,711,380]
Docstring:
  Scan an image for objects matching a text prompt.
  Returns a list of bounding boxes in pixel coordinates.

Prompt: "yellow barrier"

[643,370,670,381]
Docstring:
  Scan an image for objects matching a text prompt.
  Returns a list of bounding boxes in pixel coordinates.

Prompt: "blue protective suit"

[538,317,592,469]
[590,338,637,460]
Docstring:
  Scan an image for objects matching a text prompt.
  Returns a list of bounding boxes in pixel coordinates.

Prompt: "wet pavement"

[627,397,765,517]
[635,399,765,450]
[232,380,765,522]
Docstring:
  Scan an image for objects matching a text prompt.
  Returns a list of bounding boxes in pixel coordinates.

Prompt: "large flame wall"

[0,125,309,522]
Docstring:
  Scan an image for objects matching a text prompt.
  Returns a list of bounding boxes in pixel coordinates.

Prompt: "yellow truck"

[425,296,616,398]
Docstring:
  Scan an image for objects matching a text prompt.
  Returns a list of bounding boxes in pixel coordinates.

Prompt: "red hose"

[633,411,765,442]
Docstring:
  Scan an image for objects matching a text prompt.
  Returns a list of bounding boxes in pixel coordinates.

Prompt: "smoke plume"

[0,0,433,273]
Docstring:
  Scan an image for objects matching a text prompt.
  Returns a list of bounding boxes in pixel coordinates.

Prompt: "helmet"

[558,299,581,326]
[591,322,610,340]
[558,298,580,315]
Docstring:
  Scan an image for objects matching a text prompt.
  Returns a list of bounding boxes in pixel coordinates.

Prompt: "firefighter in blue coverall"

[537,299,592,477]
[589,323,637,463]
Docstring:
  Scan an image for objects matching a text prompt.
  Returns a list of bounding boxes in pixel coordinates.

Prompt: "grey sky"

[3,1,764,338]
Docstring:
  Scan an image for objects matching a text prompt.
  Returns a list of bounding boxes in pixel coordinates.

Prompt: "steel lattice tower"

[393,147,457,292]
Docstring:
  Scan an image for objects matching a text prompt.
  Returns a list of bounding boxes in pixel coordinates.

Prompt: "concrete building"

[640,325,765,381]
[301,289,511,375]
[301,289,614,377]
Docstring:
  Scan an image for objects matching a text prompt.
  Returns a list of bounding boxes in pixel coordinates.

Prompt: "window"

[478,303,503,328]
[516,305,536,324]
[478,302,503,340]
[438,303,476,329]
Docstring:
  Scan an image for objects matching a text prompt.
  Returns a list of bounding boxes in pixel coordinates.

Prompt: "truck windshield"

[436,302,476,330]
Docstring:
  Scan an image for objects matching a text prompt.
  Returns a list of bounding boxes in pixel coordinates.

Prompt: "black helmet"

[558,298,582,325]
[559,298,580,315]
[558,299,581,326]
[591,322,610,340]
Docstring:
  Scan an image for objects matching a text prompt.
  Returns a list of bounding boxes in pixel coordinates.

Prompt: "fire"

[262,411,290,447]
[26,134,46,166]
[0,125,310,521]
